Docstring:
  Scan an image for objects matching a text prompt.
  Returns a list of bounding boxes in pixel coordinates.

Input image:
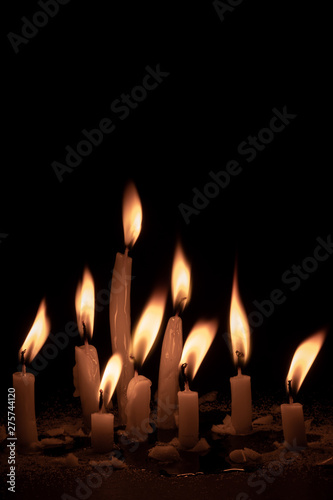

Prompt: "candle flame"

[229,267,251,366]
[122,182,142,248]
[180,319,218,380]
[287,330,326,394]
[100,353,123,407]
[75,267,95,340]
[132,290,166,367]
[171,242,191,311]
[20,299,50,364]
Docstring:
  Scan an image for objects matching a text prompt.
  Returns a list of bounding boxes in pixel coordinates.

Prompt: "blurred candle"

[229,267,252,434]
[178,320,217,449]
[126,290,166,441]
[281,330,326,449]
[73,268,100,430]
[91,354,122,453]
[13,300,50,450]
[110,182,142,424]
[157,243,191,429]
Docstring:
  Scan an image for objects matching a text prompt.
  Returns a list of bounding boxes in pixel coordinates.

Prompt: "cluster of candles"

[13,183,326,454]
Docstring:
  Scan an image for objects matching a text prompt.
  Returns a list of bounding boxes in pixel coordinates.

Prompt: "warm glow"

[75,267,95,339]
[171,243,191,310]
[287,330,326,394]
[100,353,123,407]
[132,291,166,367]
[180,319,218,380]
[122,182,142,248]
[20,299,50,363]
[229,268,251,366]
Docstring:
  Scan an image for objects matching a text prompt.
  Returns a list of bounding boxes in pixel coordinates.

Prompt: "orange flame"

[229,268,251,366]
[132,290,166,367]
[180,319,218,380]
[122,182,142,248]
[20,299,50,363]
[287,330,326,394]
[100,353,123,407]
[171,243,191,311]
[75,268,95,339]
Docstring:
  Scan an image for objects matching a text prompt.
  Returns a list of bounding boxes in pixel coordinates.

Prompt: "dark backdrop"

[1,1,332,415]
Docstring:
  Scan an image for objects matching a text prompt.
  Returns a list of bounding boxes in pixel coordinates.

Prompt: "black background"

[1,1,332,414]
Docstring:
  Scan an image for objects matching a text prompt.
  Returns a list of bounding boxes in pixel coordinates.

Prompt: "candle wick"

[175,297,187,317]
[124,246,129,257]
[235,350,244,375]
[99,389,104,412]
[82,321,88,345]
[21,349,26,376]
[184,380,190,392]
[288,380,293,404]
[237,366,242,376]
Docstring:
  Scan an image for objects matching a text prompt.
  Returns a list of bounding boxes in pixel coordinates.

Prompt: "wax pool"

[73,344,100,429]
[157,315,183,429]
[91,412,114,453]
[178,386,199,449]
[281,402,307,448]
[126,374,152,441]
[110,251,134,424]
[13,372,38,450]
[230,373,252,434]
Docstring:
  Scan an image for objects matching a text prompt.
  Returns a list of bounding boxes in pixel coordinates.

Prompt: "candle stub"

[91,412,114,453]
[230,373,252,434]
[13,372,38,450]
[281,403,307,449]
[178,387,199,449]
[126,374,152,441]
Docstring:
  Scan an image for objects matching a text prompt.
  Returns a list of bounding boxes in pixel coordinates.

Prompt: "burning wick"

[99,389,104,412]
[181,362,189,391]
[21,349,27,376]
[236,350,244,375]
[288,379,293,404]
[130,355,139,376]
[82,321,88,345]
[175,297,187,318]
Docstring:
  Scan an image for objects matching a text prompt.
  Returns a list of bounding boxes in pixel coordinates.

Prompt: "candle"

[73,268,100,430]
[91,353,122,453]
[126,290,166,441]
[13,300,50,450]
[281,330,326,449]
[109,182,142,424]
[178,320,218,449]
[229,266,252,434]
[157,243,191,429]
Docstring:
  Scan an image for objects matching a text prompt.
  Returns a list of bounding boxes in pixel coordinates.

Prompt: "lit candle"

[229,266,252,434]
[157,242,191,429]
[91,353,123,453]
[13,300,50,451]
[109,182,142,424]
[281,330,326,449]
[178,320,218,449]
[73,268,100,430]
[126,290,166,441]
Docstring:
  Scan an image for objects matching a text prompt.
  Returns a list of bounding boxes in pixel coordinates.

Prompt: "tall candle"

[73,268,100,430]
[110,182,142,424]
[14,300,50,450]
[178,320,218,449]
[157,243,191,429]
[229,266,252,434]
[91,354,122,453]
[125,290,166,440]
[281,330,326,449]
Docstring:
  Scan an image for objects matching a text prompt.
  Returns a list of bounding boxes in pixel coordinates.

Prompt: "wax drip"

[21,349,26,376]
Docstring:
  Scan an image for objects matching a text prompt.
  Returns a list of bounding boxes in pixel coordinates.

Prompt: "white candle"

[73,344,100,429]
[157,315,183,429]
[14,299,50,450]
[157,243,190,429]
[126,373,152,441]
[178,384,199,449]
[91,354,122,453]
[230,371,252,434]
[13,372,38,450]
[110,182,142,425]
[109,250,134,424]
[281,402,307,448]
